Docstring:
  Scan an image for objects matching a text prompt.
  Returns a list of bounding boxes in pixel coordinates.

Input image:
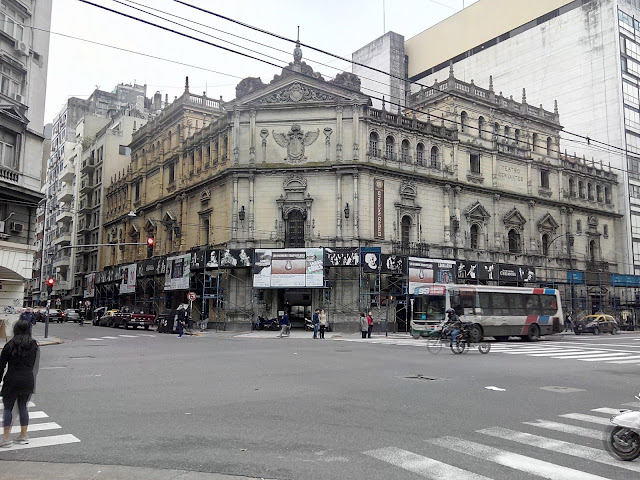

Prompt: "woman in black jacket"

[1,319,40,447]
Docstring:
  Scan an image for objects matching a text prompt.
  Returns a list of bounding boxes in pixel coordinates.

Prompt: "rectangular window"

[626,106,640,130]
[630,157,640,180]
[135,181,140,201]
[624,37,640,62]
[633,240,640,264]
[0,128,16,169]
[119,145,131,155]
[627,132,640,154]
[469,153,480,174]
[168,163,175,184]
[632,213,640,236]
[632,184,640,199]
[624,80,640,107]
[540,169,550,188]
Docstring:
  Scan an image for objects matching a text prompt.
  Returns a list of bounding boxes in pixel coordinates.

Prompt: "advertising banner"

[119,263,137,295]
[518,266,536,283]
[140,259,156,277]
[219,248,253,268]
[498,264,519,283]
[253,248,325,288]
[456,261,478,281]
[190,248,208,271]
[361,249,381,273]
[374,179,384,239]
[205,250,219,269]
[380,254,406,275]
[323,247,359,267]
[477,262,497,281]
[84,273,95,298]
[165,253,191,290]
[408,257,434,294]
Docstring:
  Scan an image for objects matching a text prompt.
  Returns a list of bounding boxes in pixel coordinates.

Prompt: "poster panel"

[305,248,324,287]
[190,248,208,271]
[477,262,497,281]
[270,249,306,287]
[456,261,479,281]
[518,266,536,283]
[361,252,381,273]
[165,254,191,290]
[120,263,137,294]
[323,247,359,267]
[205,249,219,269]
[408,257,434,294]
[253,249,273,288]
[84,273,95,298]
[219,248,253,268]
[498,264,519,283]
[434,260,456,284]
[380,254,406,275]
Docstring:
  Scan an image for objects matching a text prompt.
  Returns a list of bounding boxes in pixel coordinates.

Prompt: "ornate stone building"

[101,46,621,330]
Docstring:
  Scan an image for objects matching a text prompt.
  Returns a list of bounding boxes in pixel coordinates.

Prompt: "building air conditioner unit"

[13,40,28,56]
[9,221,24,233]
[11,93,23,103]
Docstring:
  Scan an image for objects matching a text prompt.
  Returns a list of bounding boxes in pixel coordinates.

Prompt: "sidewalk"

[33,335,63,346]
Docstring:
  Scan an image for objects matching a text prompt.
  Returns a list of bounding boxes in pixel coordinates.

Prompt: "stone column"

[443,185,451,245]
[492,152,498,188]
[453,186,461,246]
[336,105,343,162]
[336,174,342,238]
[249,109,256,164]
[324,128,332,162]
[526,159,533,195]
[232,177,239,239]
[353,173,359,238]
[260,129,268,163]
[493,194,501,250]
[352,104,359,161]
[233,110,240,165]
[558,167,564,201]
[179,193,187,250]
[249,175,255,239]
[528,200,536,253]
[559,206,567,256]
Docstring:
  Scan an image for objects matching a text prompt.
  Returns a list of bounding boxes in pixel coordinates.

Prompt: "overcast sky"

[45,0,479,123]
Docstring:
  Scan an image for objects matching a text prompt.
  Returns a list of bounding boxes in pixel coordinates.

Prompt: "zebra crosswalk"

[0,396,80,452]
[85,333,157,341]
[365,404,640,479]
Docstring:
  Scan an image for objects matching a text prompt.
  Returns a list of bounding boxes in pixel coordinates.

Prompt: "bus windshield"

[413,295,446,324]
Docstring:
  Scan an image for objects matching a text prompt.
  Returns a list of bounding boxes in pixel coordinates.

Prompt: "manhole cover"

[405,374,442,381]
[540,386,585,393]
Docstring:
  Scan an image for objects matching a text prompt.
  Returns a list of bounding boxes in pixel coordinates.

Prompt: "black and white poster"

[498,264,519,282]
[456,261,478,281]
[477,262,497,281]
[141,259,157,277]
[205,250,219,269]
[323,247,359,267]
[361,252,380,273]
[380,254,406,275]
[190,248,208,270]
[219,248,253,268]
[518,266,536,283]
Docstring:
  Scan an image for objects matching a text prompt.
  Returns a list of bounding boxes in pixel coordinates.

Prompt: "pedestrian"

[86,307,92,326]
[367,311,374,338]
[1,319,40,447]
[360,312,368,339]
[312,309,320,339]
[19,308,35,332]
[319,309,328,339]
[186,306,194,334]
[176,305,186,338]
[278,312,290,338]
[564,312,573,332]
[200,313,208,332]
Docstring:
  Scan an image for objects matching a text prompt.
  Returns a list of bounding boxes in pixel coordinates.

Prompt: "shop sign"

[323,247,359,267]
[253,248,324,288]
[380,254,406,275]
[610,274,640,287]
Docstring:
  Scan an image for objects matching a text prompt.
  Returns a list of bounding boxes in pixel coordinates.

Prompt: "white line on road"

[551,353,629,360]
[10,422,61,434]
[26,411,49,420]
[606,356,640,363]
[501,349,569,354]
[591,408,625,415]
[100,336,118,339]
[623,401,640,408]
[427,436,611,480]
[541,350,608,357]
[0,434,80,452]
[527,350,587,356]
[364,446,493,480]
[479,427,640,473]
[578,354,636,361]
[559,413,612,425]
[523,420,602,439]
[118,335,138,338]
[86,338,103,341]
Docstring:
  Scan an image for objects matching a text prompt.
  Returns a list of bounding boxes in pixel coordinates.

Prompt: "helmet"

[446,309,455,314]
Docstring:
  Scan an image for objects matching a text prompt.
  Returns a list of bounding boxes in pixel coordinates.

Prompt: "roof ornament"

[488,75,493,92]
[522,88,527,104]
[554,99,559,115]
[293,26,302,64]
[448,62,454,78]
[185,76,189,93]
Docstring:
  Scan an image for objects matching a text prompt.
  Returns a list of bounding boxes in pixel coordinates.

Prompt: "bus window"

[492,293,510,316]
[451,292,477,316]
[510,294,528,316]
[541,295,558,315]
[479,292,492,315]
[524,295,541,315]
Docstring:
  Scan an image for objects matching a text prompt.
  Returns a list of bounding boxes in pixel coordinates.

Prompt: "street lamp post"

[545,232,578,315]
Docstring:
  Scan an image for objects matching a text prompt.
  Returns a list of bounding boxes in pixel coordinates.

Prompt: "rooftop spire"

[185,76,189,93]
[489,75,494,92]
[522,88,527,104]
[293,26,302,64]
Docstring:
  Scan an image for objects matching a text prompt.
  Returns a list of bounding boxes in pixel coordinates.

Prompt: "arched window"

[579,181,585,199]
[460,111,468,133]
[168,131,172,149]
[589,240,597,263]
[478,116,485,138]
[542,233,550,256]
[546,137,552,155]
[569,178,575,197]
[430,146,439,167]
[470,224,479,249]
[203,218,210,245]
[285,210,305,248]
[214,140,219,164]
[514,129,520,145]
[369,132,379,157]
[504,125,510,140]
[133,154,138,171]
[401,216,411,246]
[532,133,538,152]
[222,136,228,160]
[508,229,521,253]
[494,122,499,138]
[596,185,602,202]
[587,183,593,200]
[605,186,611,204]
[385,136,395,159]
[401,139,411,163]
[416,143,425,166]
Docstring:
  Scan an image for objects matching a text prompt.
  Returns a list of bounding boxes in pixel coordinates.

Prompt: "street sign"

[187,291,197,301]
[56,298,61,306]
[84,300,91,307]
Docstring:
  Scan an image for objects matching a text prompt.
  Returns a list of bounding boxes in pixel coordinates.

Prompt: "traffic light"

[146,236,155,258]
[46,277,55,294]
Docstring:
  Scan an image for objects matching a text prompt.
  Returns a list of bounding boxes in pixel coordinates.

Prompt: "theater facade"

[98,46,624,330]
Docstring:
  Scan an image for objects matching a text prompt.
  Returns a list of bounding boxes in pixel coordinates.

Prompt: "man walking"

[176,305,186,338]
[564,312,573,332]
[278,312,290,338]
[312,309,320,339]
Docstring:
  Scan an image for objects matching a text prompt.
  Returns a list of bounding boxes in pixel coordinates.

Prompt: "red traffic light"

[146,237,155,247]
[46,278,55,286]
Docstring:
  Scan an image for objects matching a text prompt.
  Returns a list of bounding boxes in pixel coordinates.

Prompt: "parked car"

[92,307,106,325]
[157,309,176,333]
[112,306,155,330]
[575,314,619,335]
[47,308,65,323]
[99,309,120,327]
[64,309,81,322]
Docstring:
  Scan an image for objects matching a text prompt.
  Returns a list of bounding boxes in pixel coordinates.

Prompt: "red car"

[112,306,155,330]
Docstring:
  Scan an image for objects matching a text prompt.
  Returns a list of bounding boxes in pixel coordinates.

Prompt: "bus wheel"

[494,336,509,342]
[469,324,482,343]
[526,324,540,342]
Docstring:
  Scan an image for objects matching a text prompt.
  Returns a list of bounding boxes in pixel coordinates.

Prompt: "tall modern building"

[0,0,51,311]
[355,0,640,278]
[38,83,151,307]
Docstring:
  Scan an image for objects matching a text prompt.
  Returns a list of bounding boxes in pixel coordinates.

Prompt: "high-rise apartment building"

[0,0,51,311]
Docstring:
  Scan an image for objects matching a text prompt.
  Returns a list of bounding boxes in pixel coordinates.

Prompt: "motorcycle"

[604,392,640,461]
[257,316,280,331]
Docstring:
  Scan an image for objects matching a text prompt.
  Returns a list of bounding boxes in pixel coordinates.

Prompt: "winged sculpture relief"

[273,124,320,163]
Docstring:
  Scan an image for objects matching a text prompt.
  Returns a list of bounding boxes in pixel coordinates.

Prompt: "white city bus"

[410,284,563,341]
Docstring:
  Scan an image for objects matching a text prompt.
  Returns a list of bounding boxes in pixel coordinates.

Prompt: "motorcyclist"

[446,308,462,346]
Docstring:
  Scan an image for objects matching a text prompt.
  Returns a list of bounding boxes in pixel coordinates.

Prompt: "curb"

[34,337,63,346]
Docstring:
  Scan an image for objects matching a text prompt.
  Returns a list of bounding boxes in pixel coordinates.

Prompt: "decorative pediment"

[0,104,28,125]
[273,124,320,163]
[257,82,337,105]
[200,189,211,203]
[128,223,139,236]
[588,214,598,227]
[144,219,156,233]
[537,213,559,232]
[503,207,527,227]
[464,201,491,222]
[400,182,417,199]
[283,175,307,193]
[163,210,176,223]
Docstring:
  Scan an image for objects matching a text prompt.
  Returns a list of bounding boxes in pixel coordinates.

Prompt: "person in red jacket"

[366,311,374,338]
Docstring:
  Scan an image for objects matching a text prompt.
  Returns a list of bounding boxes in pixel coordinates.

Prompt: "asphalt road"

[2,323,640,480]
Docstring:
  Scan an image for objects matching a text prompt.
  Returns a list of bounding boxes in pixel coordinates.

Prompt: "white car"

[64,309,81,322]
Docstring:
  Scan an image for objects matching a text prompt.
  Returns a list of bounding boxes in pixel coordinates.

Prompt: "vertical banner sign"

[374,179,384,239]
[120,264,137,294]
[84,273,95,298]
[271,249,306,287]
[305,248,324,287]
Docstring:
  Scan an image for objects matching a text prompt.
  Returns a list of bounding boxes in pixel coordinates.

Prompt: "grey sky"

[46,0,478,123]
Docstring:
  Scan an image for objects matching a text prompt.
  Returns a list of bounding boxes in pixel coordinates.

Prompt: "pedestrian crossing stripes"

[365,404,639,479]
[0,398,80,452]
[86,334,157,341]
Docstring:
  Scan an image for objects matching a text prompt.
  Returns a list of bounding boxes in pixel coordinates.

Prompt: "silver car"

[64,309,81,322]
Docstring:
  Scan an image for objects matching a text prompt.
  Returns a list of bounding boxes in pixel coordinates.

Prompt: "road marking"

[591,407,624,415]
[606,356,640,363]
[100,336,118,339]
[542,350,608,357]
[501,349,568,354]
[479,427,640,473]
[139,334,155,337]
[551,353,629,360]
[118,335,138,338]
[364,446,493,480]
[86,338,103,341]
[578,354,635,361]
[528,350,586,356]
[10,422,61,434]
[427,436,610,480]
[523,420,602,439]
[26,411,49,420]
[559,413,611,425]
[623,401,640,408]
[0,434,80,451]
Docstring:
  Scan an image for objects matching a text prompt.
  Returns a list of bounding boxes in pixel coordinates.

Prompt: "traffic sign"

[84,300,91,307]
[56,298,61,306]
[187,291,197,301]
